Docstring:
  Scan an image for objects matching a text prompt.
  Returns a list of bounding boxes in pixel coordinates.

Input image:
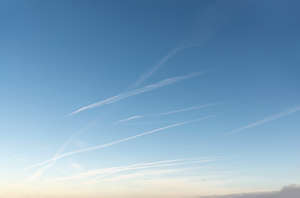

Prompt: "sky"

[0,0,300,197]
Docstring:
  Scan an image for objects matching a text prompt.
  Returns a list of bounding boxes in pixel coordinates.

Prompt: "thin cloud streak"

[28,161,55,181]
[52,116,213,162]
[70,72,203,115]
[130,0,229,89]
[52,158,214,182]
[159,103,219,116]
[26,119,100,171]
[116,103,219,124]
[131,44,197,88]
[227,106,300,135]
[28,116,214,171]
[26,118,102,181]
[53,159,187,181]
[116,115,144,123]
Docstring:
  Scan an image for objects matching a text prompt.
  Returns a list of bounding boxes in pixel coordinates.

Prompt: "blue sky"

[1,0,300,197]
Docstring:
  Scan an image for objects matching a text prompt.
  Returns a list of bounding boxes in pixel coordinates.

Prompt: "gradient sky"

[1,0,300,198]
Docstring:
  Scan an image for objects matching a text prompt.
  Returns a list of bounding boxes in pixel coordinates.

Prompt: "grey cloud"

[198,185,300,198]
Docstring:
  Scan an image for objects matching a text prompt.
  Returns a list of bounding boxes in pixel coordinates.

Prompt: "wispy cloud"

[198,185,300,198]
[27,116,214,172]
[71,163,83,171]
[69,72,203,116]
[99,168,180,183]
[227,106,300,135]
[52,158,214,182]
[53,159,187,181]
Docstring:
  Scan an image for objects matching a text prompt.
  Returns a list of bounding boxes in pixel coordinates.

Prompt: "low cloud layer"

[199,185,300,198]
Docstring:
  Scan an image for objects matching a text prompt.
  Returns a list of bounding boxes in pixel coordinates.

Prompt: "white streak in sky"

[26,118,101,180]
[69,72,203,116]
[28,116,214,171]
[131,45,196,89]
[28,161,55,181]
[158,103,219,116]
[51,158,214,182]
[227,106,300,135]
[116,115,144,123]
[53,159,187,181]
[115,103,219,124]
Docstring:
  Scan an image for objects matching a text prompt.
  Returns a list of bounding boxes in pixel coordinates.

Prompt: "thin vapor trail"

[131,44,197,89]
[26,117,102,170]
[28,116,214,171]
[26,118,103,181]
[227,106,300,135]
[116,115,144,123]
[28,161,55,181]
[53,159,187,181]
[69,72,203,116]
[52,158,214,182]
[115,103,219,124]
[158,103,219,116]
[130,1,230,89]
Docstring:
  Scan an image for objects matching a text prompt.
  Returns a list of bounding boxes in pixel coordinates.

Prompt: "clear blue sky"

[1,0,300,197]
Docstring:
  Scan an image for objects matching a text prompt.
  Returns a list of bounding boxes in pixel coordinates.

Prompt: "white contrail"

[131,44,196,89]
[26,118,102,181]
[28,116,214,171]
[49,116,213,162]
[115,103,219,124]
[130,0,230,89]
[27,161,55,181]
[51,158,214,182]
[53,159,187,181]
[69,72,203,116]
[227,106,300,135]
[115,115,144,123]
[26,117,102,171]
[158,103,219,116]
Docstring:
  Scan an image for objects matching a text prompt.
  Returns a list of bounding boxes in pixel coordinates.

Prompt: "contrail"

[158,103,219,116]
[115,115,144,123]
[53,159,188,181]
[69,72,204,116]
[28,116,214,171]
[26,117,102,181]
[27,161,55,181]
[130,1,230,89]
[130,44,198,89]
[51,158,214,182]
[115,103,219,124]
[227,106,300,135]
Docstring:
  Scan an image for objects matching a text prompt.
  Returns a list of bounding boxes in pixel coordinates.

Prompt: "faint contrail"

[130,44,198,89]
[69,72,204,116]
[53,159,188,181]
[158,103,219,116]
[28,116,214,171]
[115,115,144,123]
[130,1,230,89]
[26,117,102,181]
[27,161,55,181]
[115,103,219,124]
[227,106,300,135]
[51,158,214,182]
